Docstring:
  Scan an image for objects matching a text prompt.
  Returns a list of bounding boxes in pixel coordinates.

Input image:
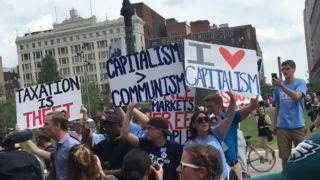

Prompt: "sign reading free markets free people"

[184,39,260,97]
[15,76,82,130]
[106,43,186,107]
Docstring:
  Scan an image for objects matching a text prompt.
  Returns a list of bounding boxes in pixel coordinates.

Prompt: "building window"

[34,62,42,69]
[85,42,94,51]
[20,45,24,50]
[99,62,106,70]
[98,51,107,60]
[109,29,113,34]
[71,44,81,54]
[102,31,107,36]
[32,43,36,48]
[96,32,100,37]
[69,36,73,42]
[61,68,70,76]
[33,51,43,59]
[38,42,41,47]
[57,39,60,43]
[86,53,95,61]
[44,41,48,46]
[26,44,29,49]
[63,37,67,43]
[88,64,96,72]
[76,35,80,40]
[73,66,83,74]
[59,57,69,65]
[89,33,93,38]
[45,49,55,56]
[58,47,68,55]
[22,63,31,71]
[116,28,120,33]
[97,40,107,49]
[21,53,31,61]
[72,56,81,63]
[83,34,87,39]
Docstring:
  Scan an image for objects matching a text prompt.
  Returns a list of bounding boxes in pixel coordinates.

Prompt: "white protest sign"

[15,76,82,130]
[151,87,195,145]
[219,91,264,107]
[106,43,186,107]
[184,39,260,97]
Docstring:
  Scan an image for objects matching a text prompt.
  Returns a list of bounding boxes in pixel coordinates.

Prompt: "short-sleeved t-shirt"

[92,137,133,170]
[185,127,230,180]
[222,110,241,163]
[273,78,307,129]
[139,138,182,180]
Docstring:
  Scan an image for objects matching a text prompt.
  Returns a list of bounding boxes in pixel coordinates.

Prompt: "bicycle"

[245,136,276,172]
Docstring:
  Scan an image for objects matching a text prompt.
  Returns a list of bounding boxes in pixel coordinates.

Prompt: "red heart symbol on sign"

[219,47,245,69]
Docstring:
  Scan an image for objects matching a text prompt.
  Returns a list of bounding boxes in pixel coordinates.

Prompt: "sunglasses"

[196,117,210,124]
[179,161,200,171]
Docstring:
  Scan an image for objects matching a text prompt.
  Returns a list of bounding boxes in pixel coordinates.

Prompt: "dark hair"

[122,149,152,180]
[185,144,223,180]
[47,111,68,131]
[67,144,100,180]
[188,111,213,140]
[204,94,223,107]
[35,128,51,142]
[281,60,296,69]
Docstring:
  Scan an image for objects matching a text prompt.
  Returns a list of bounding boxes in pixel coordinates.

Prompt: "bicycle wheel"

[248,146,276,172]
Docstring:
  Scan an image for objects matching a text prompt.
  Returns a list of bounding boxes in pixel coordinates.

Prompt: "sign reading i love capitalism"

[184,39,260,97]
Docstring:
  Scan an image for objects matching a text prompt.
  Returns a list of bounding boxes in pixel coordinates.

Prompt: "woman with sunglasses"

[185,91,236,180]
[177,144,223,180]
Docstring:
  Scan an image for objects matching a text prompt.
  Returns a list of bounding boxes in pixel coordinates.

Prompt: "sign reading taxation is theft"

[151,87,195,145]
[15,76,82,130]
[107,43,186,107]
[184,39,260,96]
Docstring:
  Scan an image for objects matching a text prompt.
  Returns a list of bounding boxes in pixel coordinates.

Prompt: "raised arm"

[272,78,306,101]
[217,91,236,137]
[25,140,51,160]
[132,108,150,127]
[120,103,139,147]
[239,96,259,121]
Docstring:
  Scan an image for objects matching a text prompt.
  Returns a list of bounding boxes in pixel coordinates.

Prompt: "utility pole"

[121,0,135,54]
[277,56,283,81]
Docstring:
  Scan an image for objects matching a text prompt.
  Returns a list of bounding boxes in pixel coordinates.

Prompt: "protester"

[249,132,320,180]
[272,60,307,169]
[92,113,132,179]
[255,106,272,158]
[204,93,259,179]
[34,127,55,172]
[122,148,163,180]
[25,111,80,180]
[177,144,223,180]
[121,103,182,180]
[185,91,236,179]
[67,144,115,180]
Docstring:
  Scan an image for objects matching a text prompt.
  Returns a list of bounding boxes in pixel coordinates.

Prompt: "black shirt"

[92,137,133,170]
[139,138,182,180]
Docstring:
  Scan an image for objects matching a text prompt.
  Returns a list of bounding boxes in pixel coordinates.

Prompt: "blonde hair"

[67,144,100,180]
[184,144,222,180]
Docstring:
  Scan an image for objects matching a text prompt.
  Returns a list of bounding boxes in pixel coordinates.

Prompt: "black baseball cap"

[148,117,172,136]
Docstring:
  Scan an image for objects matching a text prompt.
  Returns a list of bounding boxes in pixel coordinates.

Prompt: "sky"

[0,0,309,83]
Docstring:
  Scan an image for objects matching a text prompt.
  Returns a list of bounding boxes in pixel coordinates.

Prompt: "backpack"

[0,150,43,180]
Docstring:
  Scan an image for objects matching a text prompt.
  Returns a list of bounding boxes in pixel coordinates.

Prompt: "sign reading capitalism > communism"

[184,39,260,97]
[106,43,186,107]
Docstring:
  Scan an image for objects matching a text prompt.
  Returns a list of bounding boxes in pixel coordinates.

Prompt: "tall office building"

[15,9,145,89]
[304,0,320,78]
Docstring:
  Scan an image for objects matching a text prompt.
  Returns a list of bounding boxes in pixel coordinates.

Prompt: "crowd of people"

[0,59,320,180]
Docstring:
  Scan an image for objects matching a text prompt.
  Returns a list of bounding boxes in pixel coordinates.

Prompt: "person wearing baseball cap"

[121,103,182,180]
[249,132,320,180]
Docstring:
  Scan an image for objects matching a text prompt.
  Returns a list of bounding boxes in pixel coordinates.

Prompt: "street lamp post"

[121,0,135,54]
[77,43,91,117]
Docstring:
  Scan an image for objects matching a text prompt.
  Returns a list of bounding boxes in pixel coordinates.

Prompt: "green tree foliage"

[260,83,274,99]
[0,98,17,128]
[38,55,60,84]
[308,74,320,93]
[82,82,105,117]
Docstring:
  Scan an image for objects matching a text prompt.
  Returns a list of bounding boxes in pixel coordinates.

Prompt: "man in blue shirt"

[204,94,259,180]
[272,60,307,169]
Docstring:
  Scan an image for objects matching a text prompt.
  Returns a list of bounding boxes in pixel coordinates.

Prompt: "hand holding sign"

[250,95,260,108]
[226,91,237,105]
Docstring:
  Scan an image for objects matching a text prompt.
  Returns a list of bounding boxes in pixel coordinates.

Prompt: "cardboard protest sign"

[106,43,186,107]
[15,76,82,129]
[151,87,195,145]
[219,91,250,107]
[184,39,260,97]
